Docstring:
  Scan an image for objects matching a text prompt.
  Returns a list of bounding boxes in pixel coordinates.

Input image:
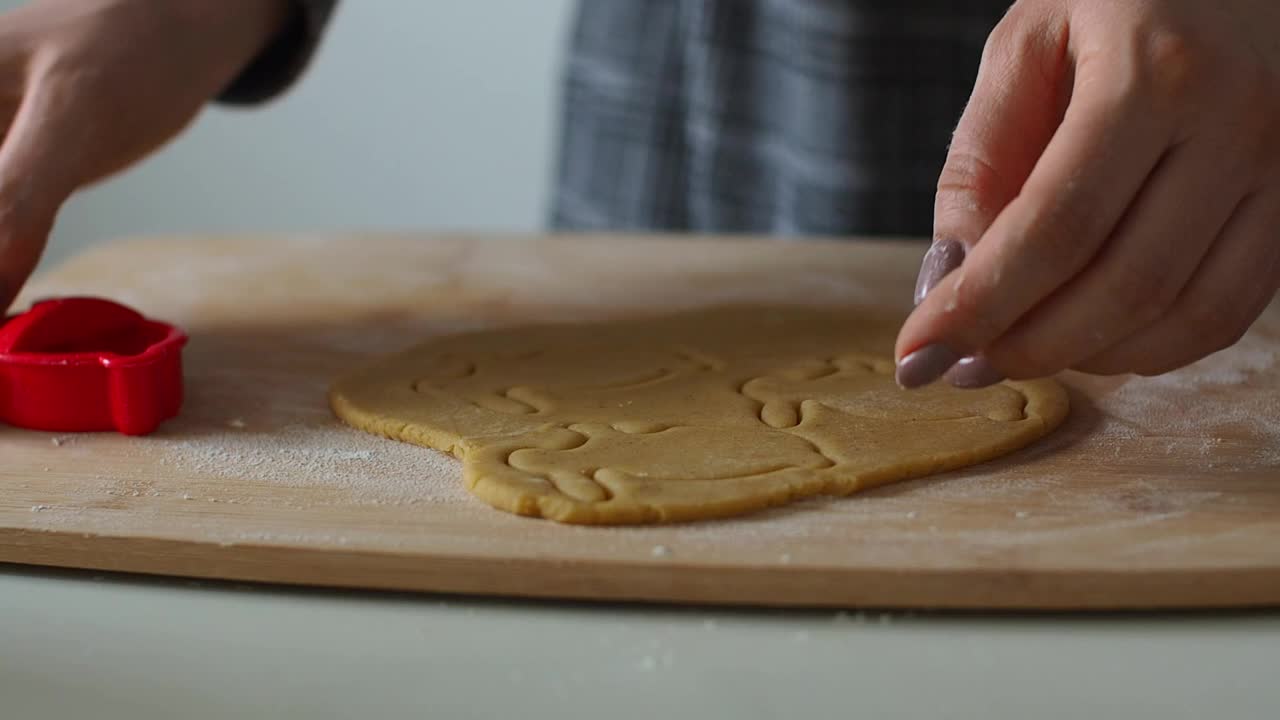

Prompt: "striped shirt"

[224,1,1010,238]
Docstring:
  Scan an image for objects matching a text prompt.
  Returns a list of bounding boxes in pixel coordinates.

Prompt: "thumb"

[918,5,1071,303]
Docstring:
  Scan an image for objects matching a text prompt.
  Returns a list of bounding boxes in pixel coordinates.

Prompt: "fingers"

[1,54,79,197]
[0,212,51,312]
[0,64,67,311]
[982,136,1249,376]
[914,239,966,306]
[907,7,1071,389]
[1076,188,1280,376]
[944,354,1007,389]
[929,5,1071,261]
[914,244,1009,388]
[897,41,1179,386]
[917,6,1070,304]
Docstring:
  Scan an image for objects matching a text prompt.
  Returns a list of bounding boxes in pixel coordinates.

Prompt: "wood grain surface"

[2,233,1278,609]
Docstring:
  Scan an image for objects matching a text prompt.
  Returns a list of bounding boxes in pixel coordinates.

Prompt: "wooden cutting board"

[3,234,1279,609]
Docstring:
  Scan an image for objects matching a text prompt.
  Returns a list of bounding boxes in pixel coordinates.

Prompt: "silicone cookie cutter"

[0,297,188,436]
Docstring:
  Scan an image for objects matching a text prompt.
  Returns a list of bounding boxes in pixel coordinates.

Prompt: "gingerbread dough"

[330,307,1068,525]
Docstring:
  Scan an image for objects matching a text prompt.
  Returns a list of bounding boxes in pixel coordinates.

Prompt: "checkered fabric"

[228,1,1011,238]
[553,1,1011,237]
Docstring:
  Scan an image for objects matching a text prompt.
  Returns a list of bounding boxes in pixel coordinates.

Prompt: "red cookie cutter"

[0,297,188,436]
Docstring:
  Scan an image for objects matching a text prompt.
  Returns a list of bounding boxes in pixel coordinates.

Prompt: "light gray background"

[3,2,1279,717]
[40,0,575,266]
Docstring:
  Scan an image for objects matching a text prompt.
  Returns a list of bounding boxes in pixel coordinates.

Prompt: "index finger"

[896,53,1176,385]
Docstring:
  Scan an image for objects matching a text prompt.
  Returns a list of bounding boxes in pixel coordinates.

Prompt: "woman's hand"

[897,0,1280,388]
[0,0,290,310]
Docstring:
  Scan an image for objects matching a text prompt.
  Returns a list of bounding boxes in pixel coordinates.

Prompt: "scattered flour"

[1091,331,1280,463]
[145,424,468,507]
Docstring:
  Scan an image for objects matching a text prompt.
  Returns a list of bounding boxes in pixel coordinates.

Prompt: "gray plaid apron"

[231,1,1011,238]
[551,0,1010,236]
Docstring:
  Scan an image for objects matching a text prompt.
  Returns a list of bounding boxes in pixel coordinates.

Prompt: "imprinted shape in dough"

[330,306,1068,525]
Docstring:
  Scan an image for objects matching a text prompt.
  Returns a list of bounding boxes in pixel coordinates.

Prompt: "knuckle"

[980,16,1022,69]
[980,7,1067,87]
[1078,25,1202,112]
[1137,28,1201,102]
[935,150,1007,219]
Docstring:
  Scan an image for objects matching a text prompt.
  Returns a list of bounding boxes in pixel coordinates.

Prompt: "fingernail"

[944,356,1006,389]
[896,344,963,389]
[914,239,966,306]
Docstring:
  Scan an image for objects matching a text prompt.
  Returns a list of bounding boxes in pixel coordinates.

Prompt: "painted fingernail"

[914,238,966,306]
[944,356,1006,389]
[896,344,963,389]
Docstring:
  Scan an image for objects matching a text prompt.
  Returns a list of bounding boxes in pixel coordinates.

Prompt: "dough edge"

[329,360,1070,526]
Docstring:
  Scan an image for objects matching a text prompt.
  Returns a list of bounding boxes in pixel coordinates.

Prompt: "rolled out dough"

[330,306,1068,525]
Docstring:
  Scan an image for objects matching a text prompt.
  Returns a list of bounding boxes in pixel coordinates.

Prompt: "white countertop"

[4,567,1277,719]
